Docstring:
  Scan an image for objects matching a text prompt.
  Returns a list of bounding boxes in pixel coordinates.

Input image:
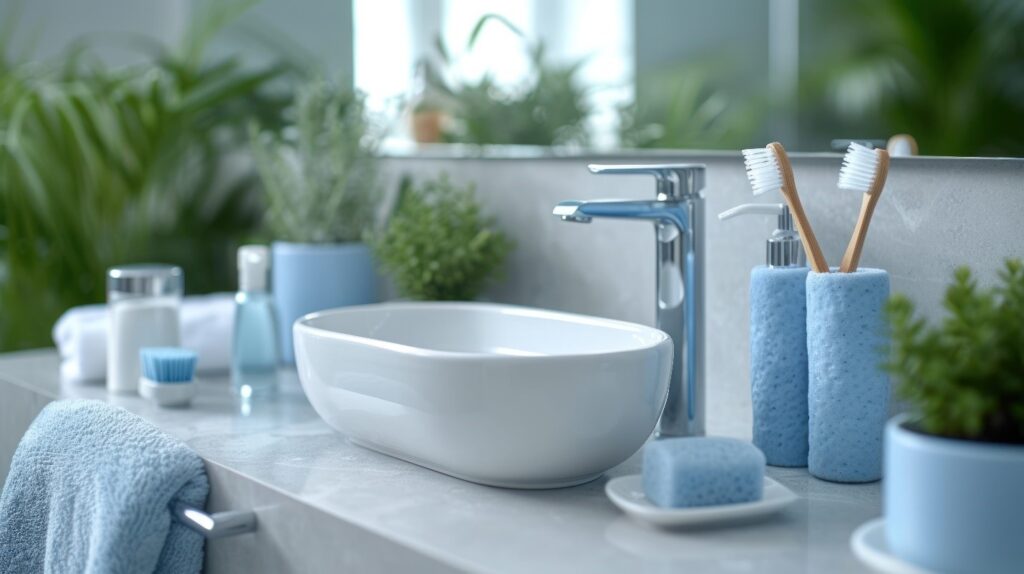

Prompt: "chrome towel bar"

[174,502,257,539]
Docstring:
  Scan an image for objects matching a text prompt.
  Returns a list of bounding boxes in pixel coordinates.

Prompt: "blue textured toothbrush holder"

[806,268,891,483]
[750,265,809,467]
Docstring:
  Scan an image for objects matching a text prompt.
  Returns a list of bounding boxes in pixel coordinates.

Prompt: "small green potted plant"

[372,174,511,301]
[251,80,382,363]
[883,259,1024,573]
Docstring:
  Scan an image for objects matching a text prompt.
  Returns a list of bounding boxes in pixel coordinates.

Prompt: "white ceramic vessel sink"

[294,302,672,488]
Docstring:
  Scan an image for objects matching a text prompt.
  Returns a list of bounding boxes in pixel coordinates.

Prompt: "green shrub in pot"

[881,259,1024,573]
[250,80,383,363]
[372,174,511,301]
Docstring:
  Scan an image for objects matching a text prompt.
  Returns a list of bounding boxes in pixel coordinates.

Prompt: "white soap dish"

[851,518,934,574]
[605,474,797,528]
[139,377,197,407]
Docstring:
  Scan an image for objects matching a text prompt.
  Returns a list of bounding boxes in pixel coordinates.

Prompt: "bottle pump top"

[238,245,270,292]
[718,204,805,268]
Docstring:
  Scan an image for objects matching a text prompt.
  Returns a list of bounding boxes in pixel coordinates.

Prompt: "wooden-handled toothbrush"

[837,142,890,272]
[742,142,830,273]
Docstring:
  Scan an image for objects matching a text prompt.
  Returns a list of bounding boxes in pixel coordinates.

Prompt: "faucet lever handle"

[587,164,705,198]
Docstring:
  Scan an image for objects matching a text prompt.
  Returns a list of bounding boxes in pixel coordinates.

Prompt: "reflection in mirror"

[354,0,1024,157]
[355,0,631,149]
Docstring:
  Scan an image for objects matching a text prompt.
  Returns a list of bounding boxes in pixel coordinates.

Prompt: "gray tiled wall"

[379,152,1024,438]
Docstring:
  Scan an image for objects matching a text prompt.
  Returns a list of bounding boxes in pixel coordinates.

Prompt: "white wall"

[2,0,353,78]
[5,0,188,65]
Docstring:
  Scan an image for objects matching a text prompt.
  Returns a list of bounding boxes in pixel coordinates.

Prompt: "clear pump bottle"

[232,245,279,397]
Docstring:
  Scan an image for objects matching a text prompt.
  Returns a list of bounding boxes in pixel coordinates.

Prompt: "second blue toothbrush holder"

[806,268,891,483]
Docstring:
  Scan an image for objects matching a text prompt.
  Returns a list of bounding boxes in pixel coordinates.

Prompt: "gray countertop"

[0,350,878,573]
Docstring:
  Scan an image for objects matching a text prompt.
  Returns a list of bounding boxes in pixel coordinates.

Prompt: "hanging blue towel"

[0,400,209,574]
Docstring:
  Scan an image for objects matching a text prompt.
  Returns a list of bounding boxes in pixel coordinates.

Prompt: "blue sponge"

[139,347,197,383]
[643,437,766,508]
[750,266,809,467]
[806,268,890,483]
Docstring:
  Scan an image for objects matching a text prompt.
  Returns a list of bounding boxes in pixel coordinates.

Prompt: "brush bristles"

[742,147,783,196]
[837,142,880,192]
[140,347,197,383]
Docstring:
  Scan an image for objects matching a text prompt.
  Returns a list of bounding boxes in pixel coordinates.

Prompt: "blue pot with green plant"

[883,260,1024,573]
[251,81,382,364]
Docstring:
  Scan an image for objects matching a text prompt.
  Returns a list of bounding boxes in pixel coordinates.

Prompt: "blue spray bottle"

[719,204,809,466]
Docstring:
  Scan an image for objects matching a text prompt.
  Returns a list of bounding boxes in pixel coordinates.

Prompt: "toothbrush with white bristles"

[837,142,890,273]
[742,142,830,273]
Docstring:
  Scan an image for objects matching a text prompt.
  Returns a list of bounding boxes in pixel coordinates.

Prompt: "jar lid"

[107,264,183,297]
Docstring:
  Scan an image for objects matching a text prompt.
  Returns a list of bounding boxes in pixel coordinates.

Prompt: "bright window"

[353,0,633,148]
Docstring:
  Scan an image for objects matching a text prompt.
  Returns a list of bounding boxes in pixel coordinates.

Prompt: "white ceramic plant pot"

[272,241,377,364]
[884,415,1024,573]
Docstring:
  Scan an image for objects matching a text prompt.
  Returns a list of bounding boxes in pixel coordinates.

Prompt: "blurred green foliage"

[885,260,1024,444]
[251,79,381,244]
[806,0,1024,156]
[618,64,760,150]
[424,14,591,147]
[0,1,293,350]
[372,174,511,301]
[624,0,1024,155]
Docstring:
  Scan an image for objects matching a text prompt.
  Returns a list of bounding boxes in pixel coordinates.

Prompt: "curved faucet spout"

[553,163,707,438]
[551,200,689,231]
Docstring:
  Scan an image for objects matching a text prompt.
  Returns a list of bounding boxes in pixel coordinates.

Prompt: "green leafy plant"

[0,1,294,350]
[372,174,511,301]
[424,14,590,147]
[885,259,1024,444]
[618,65,760,150]
[250,80,381,244]
[806,0,1024,156]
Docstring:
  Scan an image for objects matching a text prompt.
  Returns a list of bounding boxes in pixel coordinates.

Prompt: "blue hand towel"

[0,400,209,574]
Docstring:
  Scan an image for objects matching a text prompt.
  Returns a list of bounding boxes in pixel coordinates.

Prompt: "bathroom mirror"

[351,0,1024,158]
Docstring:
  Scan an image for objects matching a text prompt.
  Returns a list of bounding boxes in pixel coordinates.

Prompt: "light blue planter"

[272,241,376,364]
[806,268,890,483]
[885,416,1024,573]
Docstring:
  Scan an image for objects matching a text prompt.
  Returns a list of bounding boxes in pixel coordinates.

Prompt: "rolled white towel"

[52,293,235,382]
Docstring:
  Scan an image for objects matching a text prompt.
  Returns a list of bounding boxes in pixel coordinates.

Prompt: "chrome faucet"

[553,164,707,437]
